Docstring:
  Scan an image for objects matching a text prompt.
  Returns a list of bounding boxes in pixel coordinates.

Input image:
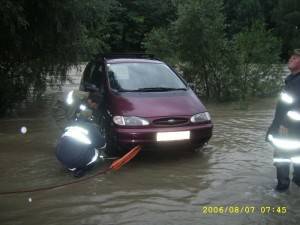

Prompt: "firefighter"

[56,89,106,177]
[267,49,300,191]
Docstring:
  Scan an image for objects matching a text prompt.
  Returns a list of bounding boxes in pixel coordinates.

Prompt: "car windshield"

[107,62,186,92]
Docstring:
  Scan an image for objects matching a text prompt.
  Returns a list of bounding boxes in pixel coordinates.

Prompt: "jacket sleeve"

[266,77,291,138]
[267,101,286,136]
[267,75,300,139]
[288,77,300,107]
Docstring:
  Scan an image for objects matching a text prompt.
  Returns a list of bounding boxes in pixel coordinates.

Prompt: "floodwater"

[1,91,300,225]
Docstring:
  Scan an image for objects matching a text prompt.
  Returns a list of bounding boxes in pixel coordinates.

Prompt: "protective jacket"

[56,90,105,172]
[268,72,300,137]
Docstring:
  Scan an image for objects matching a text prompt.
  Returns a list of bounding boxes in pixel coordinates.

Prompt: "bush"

[0,0,114,116]
[233,21,283,101]
[144,1,282,103]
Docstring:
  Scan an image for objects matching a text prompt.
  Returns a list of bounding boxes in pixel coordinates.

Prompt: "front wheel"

[103,123,123,156]
[105,136,121,156]
[188,143,206,153]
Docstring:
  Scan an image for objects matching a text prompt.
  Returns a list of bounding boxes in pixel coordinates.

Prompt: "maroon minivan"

[80,54,212,155]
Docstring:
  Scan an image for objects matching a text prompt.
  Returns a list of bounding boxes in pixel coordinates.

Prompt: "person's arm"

[65,90,88,120]
[267,76,300,139]
[266,85,290,140]
[289,77,300,107]
[267,101,285,134]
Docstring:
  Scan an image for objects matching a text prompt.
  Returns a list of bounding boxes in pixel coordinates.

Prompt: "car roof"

[105,58,163,64]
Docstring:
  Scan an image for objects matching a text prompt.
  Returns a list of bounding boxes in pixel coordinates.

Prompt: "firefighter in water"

[56,88,106,177]
[267,49,300,191]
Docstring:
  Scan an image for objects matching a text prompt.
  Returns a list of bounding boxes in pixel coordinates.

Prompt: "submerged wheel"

[189,143,206,153]
[103,123,123,156]
[105,137,121,156]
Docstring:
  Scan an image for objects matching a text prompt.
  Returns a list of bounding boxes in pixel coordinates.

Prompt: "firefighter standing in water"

[267,49,300,191]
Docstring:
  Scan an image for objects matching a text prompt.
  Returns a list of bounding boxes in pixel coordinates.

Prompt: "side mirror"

[85,82,99,92]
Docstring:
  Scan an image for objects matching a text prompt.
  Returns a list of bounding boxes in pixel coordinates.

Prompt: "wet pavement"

[1,92,300,225]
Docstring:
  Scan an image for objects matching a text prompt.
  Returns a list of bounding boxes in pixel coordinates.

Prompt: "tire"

[188,143,206,153]
[103,122,122,156]
[105,136,120,156]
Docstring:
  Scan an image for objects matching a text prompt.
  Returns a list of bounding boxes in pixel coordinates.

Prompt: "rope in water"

[0,167,111,195]
[0,145,141,196]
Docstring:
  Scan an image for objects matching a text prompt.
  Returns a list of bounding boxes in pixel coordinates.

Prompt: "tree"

[174,0,238,100]
[272,0,300,58]
[233,21,282,102]
[145,0,237,100]
[0,0,114,115]
[143,27,178,65]
[107,0,177,52]
[79,0,117,58]
[145,0,282,102]
[224,0,264,36]
[0,0,286,115]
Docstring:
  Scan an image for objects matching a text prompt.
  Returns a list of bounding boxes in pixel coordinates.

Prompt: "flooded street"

[1,91,300,225]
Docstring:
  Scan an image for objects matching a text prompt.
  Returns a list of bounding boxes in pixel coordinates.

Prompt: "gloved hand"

[265,125,288,142]
[265,126,271,142]
[265,126,278,142]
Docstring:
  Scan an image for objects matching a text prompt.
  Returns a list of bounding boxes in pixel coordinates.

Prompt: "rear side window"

[81,62,94,84]
[81,62,103,90]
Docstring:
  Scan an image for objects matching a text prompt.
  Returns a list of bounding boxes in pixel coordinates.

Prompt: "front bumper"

[111,123,213,148]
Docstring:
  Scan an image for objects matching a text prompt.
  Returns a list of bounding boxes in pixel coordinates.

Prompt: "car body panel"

[107,89,207,118]
[113,123,212,146]
[106,58,162,64]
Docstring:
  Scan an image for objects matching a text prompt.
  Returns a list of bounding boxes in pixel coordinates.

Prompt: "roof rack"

[95,53,156,61]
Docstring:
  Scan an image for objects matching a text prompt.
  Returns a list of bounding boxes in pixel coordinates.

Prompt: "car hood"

[108,90,207,117]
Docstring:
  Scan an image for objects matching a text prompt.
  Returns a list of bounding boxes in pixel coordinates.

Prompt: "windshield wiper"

[129,87,187,92]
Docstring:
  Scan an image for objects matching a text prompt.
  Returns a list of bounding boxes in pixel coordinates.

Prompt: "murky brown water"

[1,91,300,225]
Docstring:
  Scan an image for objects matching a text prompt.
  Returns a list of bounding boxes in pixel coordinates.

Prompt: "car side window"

[80,62,95,91]
[81,61,105,92]
[91,64,103,89]
[83,62,95,84]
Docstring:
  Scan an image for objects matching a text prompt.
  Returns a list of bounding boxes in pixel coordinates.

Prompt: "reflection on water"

[1,93,300,225]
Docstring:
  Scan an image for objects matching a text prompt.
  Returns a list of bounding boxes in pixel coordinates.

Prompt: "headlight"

[113,116,150,126]
[280,92,294,104]
[190,112,211,123]
[268,134,300,150]
[66,90,74,105]
[62,126,91,145]
[287,111,300,121]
